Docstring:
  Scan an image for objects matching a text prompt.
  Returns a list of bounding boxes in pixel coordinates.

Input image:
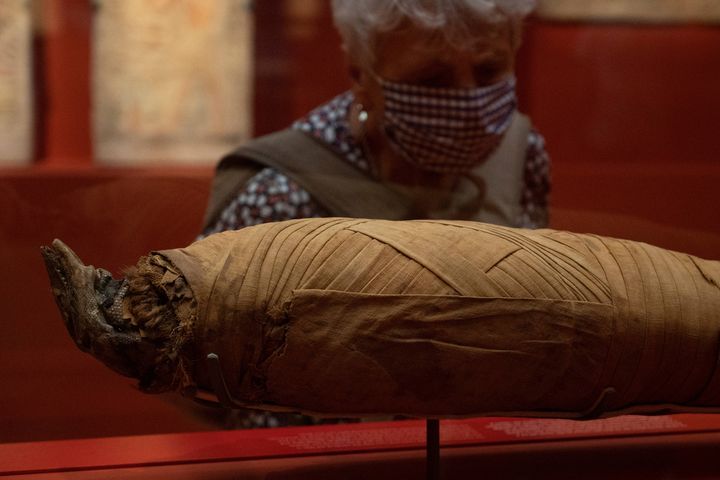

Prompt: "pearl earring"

[350,102,369,140]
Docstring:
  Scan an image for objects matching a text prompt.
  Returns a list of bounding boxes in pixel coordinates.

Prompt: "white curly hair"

[331,0,536,68]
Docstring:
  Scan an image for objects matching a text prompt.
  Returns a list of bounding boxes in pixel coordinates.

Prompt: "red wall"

[519,23,720,167]
[517,22,720,234]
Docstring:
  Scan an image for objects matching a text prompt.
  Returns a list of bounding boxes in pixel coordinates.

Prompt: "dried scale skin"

[43,218,720,419]
[41,242,196,393]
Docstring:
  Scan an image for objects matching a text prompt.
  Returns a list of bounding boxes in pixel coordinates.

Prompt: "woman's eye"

[413,72,454,88]
[473,64,502,85]
[473,62,507,86]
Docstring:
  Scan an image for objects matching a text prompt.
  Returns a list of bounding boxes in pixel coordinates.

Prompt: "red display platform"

[2,415,720,479]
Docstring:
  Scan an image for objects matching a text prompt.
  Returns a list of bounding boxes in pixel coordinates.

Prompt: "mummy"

[41,218,720,419]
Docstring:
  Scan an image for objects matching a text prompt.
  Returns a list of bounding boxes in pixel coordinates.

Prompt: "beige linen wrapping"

[157,218,720,419]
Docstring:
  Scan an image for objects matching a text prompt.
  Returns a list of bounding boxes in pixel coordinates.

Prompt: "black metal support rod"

[426,419,440,480]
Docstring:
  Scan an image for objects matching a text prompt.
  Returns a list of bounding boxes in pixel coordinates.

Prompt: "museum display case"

[1,1,719,478]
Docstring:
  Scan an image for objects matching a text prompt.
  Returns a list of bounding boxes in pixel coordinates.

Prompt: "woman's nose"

[453,64,480,89]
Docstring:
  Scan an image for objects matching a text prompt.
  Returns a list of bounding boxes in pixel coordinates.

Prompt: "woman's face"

[351,21,516,111]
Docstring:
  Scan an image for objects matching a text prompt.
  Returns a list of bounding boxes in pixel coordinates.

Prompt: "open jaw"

[40,239,155,380]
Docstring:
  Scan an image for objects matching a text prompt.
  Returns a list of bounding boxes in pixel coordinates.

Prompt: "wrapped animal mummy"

[42,218,720,419]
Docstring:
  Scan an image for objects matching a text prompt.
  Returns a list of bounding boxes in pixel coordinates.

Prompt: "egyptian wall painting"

[0,0,33,165]
[93,0,253,165]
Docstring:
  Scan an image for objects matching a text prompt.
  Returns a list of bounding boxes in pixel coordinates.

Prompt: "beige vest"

[201,113,531,230]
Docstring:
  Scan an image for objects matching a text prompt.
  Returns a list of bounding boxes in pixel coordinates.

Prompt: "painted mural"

[93,0,253,165]
[0,0,32,164]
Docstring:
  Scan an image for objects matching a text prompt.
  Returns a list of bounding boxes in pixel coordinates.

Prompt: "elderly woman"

[201,0,549,238]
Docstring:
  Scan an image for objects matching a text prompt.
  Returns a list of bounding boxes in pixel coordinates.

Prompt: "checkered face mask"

[378,75,517,173]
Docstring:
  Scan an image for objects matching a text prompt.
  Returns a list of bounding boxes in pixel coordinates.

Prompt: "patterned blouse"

[202,92,550,238]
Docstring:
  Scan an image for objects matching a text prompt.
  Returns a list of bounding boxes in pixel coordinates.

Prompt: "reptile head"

[40,240,154,379]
